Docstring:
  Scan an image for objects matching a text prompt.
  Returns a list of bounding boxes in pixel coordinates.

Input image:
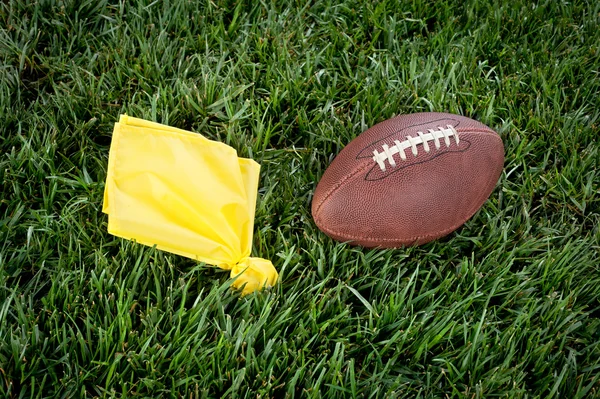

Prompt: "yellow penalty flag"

[102,115,278,295]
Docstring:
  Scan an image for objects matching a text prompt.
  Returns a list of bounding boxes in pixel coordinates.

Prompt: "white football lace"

[372,125,459,171]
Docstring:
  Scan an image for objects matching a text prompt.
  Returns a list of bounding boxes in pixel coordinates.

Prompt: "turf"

[1,0,599,397]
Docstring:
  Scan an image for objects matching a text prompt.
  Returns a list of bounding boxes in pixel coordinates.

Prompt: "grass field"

[1,0,600,397]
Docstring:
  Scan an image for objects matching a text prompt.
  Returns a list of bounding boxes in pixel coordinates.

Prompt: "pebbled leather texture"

[311,112,505,248]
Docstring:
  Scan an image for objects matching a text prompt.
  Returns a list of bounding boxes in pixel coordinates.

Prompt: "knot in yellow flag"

[230,257,278,296]
[103,115,278,295]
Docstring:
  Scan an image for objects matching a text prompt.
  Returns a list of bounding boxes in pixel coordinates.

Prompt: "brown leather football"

[311,112,504,248]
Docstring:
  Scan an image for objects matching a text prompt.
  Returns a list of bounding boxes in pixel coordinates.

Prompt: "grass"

[1,0,599,397]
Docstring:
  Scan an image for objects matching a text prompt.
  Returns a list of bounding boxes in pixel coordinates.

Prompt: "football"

[312,112,504,248]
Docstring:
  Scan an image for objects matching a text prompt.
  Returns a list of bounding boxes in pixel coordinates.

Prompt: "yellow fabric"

[102,115,278,295]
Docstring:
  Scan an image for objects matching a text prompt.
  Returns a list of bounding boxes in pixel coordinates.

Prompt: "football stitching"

[365,139,471,181]
[363,127,498,181]
[355,117,462,159]
[372,125,460,171]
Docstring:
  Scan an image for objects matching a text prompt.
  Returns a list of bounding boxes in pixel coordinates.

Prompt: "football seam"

[312,160,371,217]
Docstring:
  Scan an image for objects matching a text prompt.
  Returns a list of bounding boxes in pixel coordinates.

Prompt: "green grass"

[1,0,599,397]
